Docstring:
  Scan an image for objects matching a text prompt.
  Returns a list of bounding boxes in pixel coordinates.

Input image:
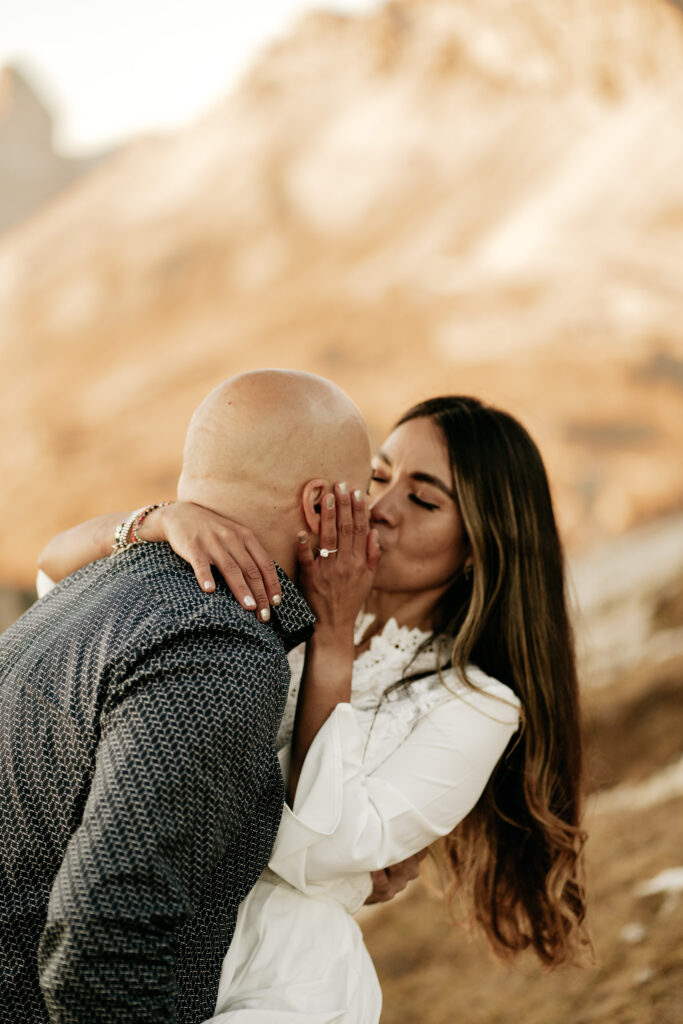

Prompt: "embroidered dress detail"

[277,614,447,758]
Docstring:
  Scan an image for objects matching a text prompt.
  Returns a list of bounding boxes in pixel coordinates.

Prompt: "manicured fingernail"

[325,494,335,509]
[353,489,363,502]
[338,481,348,495]
[203,581,214,591]
[297,532,308,544]
[272,594,281,606]
[259,608,270,622]
[244,596,256,608]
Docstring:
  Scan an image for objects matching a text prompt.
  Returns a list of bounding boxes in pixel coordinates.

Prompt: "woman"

[39,396,589,1021]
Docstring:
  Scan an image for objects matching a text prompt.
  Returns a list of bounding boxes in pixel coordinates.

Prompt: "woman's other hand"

[295,483,381,639]
[364,848,429,905]
[141,502,281,619]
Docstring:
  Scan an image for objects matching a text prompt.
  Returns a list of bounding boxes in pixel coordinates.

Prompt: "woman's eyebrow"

[375,451,454,499]
[410,472,455,500]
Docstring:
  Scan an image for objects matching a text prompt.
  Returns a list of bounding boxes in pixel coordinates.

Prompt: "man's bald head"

[177,371,371,559]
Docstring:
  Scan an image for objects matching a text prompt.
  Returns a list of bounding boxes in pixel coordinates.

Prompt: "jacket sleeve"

[269,681,520,891]
[37,619,282,1023]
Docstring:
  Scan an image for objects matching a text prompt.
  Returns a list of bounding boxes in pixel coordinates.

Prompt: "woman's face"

[369,416,470,595]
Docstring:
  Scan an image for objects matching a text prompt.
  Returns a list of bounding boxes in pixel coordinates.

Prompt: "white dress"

[206,614,521,1023]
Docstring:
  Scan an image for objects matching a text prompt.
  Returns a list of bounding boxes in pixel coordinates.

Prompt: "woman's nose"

[369,492,398,528]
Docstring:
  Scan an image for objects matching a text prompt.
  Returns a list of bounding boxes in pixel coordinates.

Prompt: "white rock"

[636,867,683,898]
[619,922,646,944]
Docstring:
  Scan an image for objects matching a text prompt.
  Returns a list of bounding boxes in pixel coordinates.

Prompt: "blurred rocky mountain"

[0,66,106,235]
[1,0,683,586]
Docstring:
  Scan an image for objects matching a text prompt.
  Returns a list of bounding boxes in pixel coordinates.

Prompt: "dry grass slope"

[361,793,683,1024]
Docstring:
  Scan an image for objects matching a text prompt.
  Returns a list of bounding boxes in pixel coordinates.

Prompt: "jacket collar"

[269,565,315,653]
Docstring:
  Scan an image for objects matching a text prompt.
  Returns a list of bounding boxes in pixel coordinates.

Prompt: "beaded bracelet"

[131,500,175,544]
[112,509,142,555]
[111,501,176,556]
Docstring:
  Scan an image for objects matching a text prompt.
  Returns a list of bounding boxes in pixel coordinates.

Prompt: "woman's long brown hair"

[396,396,589,967]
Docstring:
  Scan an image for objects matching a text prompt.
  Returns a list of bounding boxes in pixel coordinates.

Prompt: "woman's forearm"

[287,627,355,805]
[37,503,283,618]
[37,512,128,583]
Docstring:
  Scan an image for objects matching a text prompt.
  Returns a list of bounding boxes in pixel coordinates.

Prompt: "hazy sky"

[1,0,380,155]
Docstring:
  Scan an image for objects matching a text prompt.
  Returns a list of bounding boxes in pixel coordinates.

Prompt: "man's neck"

[258,532,297,581]
[179,490,298,582]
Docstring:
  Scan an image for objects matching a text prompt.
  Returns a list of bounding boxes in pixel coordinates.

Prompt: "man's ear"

[301,479,330,535]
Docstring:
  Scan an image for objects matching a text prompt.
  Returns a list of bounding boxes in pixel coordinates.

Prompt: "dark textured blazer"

[0,543,313,1023]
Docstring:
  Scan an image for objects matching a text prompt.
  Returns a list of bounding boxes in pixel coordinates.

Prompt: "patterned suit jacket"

[0,543,313,1023]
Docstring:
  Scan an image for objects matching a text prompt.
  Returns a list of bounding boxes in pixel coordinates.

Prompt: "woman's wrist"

[309,621,356,654]
[136,504,172,543]
[303,633,354,704]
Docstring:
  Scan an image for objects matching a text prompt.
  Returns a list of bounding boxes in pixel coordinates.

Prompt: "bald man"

[0,371,371,1024]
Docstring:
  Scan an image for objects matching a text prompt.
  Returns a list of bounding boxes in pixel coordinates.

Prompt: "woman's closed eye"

[371,473,440,510]
[409,494,440,511]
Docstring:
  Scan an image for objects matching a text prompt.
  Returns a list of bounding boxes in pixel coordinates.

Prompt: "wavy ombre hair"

[396,396,589,967]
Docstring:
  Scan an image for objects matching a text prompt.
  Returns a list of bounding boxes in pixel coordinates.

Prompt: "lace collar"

[350,612,445,704]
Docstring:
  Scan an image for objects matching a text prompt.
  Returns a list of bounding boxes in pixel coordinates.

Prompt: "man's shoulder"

[114,547,315,655]
[97,549,294,734]
[25,543,274,663]
[11,544,311,682]
[102,543,274,644]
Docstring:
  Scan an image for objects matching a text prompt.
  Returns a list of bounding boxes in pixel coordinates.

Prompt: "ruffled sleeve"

[269,679,520,894]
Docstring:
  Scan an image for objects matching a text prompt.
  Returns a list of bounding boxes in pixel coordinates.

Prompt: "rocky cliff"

[1,0,682,586]
[0,66,101,234]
